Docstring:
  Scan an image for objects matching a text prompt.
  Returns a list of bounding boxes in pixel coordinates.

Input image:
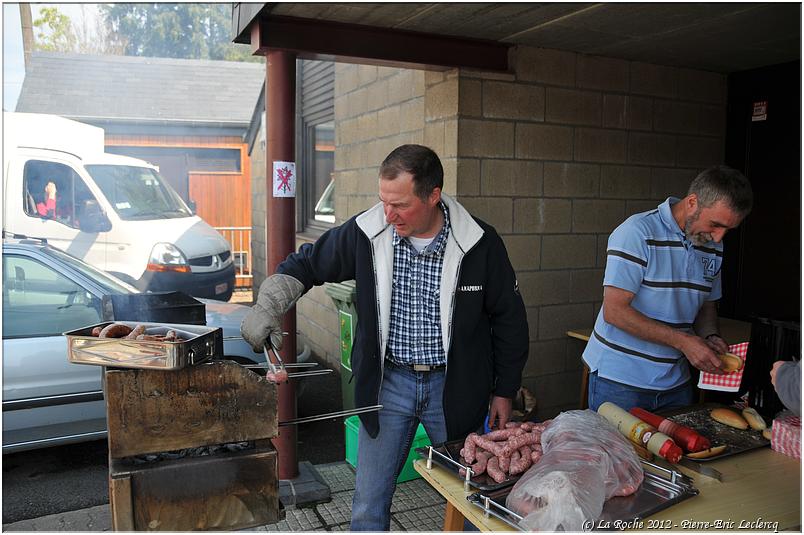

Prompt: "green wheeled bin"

[325,281,430,481]
[324,281,357,411]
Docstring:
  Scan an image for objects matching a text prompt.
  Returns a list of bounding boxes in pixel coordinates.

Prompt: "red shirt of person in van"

[37,181,57,218]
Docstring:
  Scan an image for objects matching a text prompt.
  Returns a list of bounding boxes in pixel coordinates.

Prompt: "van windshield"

[85,165,192,220]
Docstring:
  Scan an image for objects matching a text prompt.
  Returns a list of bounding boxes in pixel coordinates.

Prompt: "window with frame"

[2,255,102,338]
[22,160,100,230]
[302,121,335,230]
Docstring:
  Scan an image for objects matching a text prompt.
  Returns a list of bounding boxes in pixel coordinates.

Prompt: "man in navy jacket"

[242,144,529,530]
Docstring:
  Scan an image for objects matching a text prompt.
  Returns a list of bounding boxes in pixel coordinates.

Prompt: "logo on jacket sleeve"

[458,284,483,292]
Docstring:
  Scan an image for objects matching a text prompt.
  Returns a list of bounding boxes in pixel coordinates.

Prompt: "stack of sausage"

[459,420,552,483]
[90,323,182,342]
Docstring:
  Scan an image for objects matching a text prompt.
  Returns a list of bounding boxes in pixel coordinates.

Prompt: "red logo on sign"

[276,166,293,193]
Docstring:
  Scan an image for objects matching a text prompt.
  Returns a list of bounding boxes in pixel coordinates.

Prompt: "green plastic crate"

[344,415,431,482]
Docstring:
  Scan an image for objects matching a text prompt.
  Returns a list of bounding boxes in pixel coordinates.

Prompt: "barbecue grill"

[64,320,380,531]
[104,357,283,530]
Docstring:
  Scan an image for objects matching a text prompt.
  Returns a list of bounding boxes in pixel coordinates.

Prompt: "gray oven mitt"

[240,273,305,352]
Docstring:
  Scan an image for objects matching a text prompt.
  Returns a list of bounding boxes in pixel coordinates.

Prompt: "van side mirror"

[188,200,197,214]
[79,204,112,233]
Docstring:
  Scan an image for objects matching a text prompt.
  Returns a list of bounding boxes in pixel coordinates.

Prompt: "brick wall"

[254,47,727,414]
[448,47,726,418]
[250,118,267,292]
[333,64,426,217]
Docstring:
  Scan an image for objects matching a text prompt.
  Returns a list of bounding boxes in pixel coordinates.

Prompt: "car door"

[2,250,106,452]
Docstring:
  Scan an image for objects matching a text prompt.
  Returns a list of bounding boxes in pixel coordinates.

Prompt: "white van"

[2,112,236,301]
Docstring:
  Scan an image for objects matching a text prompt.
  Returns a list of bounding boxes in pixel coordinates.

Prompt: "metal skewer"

[242,362,319,369]
[286,369,334,379]
[263,342,285,375]
[223,332,289,341]
[279,404,383,426]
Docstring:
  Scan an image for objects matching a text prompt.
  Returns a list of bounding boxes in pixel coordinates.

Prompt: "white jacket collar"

[354,192,486,361]
[355,192,484,250]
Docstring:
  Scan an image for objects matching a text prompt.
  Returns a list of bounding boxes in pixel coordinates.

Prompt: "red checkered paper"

[771,413,801,460]
[697,342,749,392]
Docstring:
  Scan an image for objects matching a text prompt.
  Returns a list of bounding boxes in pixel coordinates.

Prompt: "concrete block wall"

[332,64,426,219]
[452,46,726,418]
[250,118,268,293]
[257,47,727,412]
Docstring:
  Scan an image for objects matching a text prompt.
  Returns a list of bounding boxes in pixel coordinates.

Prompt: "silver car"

[2,238,266,453]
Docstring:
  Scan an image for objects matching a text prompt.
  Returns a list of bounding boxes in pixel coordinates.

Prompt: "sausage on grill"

[99,323,133,338]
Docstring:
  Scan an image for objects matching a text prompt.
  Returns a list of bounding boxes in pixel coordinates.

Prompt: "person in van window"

[36,181,58,219]
[241,144,529,531]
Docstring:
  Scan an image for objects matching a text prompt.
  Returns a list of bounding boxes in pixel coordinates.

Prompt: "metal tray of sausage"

[663,405,770,462]
[465,459,698,531]
[65,321,223,370]
[415,440,522,491]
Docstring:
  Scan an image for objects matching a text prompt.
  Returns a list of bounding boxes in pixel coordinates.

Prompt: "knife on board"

[676,457,724,481]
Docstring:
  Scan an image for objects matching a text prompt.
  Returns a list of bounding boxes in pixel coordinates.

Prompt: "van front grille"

[189,255,213,267]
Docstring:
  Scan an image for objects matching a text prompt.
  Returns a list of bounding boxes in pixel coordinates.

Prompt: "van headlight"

[147,243,190,273]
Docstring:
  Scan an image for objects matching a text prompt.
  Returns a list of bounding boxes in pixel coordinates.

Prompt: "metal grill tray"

[65,321,223,370]
[664,405,770,462]
[465,459,698,531]
[416,440,520,491]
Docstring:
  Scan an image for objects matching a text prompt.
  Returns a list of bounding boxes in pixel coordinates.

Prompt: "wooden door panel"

[188,173,250,228]
[189,173,252,288]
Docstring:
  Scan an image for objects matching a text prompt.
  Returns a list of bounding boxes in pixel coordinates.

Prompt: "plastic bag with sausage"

[505,409,643,531]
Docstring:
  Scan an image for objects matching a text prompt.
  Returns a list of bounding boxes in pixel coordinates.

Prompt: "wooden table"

[566,317,753,345]
[415,446,801,531]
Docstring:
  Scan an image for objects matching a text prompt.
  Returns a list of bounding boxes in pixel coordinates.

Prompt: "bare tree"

[32,5,127,55]
[72,5,127,55]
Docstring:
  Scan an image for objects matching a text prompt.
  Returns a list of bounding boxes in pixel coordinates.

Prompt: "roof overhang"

[243,14,510,72]
[232,3,800,74]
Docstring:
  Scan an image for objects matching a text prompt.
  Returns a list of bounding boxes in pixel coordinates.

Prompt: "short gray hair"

[688,165,753,216]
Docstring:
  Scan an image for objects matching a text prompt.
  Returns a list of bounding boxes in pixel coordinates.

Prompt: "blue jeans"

[351,361,447,531]
[587,372,693,412]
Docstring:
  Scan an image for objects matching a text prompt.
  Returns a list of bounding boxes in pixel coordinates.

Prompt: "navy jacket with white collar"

[277,193,529,440]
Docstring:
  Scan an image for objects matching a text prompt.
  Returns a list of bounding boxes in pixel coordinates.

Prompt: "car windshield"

[85,165,192,220]
[41,246,138,294]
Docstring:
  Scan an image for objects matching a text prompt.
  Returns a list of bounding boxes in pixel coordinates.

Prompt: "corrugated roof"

[16,52,265,125]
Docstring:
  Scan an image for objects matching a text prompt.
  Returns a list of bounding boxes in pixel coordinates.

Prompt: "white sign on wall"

[751,101,768,122]
[272,161,296,198]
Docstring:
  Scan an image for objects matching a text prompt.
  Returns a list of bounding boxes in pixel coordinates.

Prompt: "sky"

[3,3,101,111]
[3,3,24,110]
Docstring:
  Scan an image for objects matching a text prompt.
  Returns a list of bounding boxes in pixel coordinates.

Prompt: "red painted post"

[265,49,298,480]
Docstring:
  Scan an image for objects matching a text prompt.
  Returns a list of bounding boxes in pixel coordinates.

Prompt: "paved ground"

[230,288,254,305]
[3,462,448,532]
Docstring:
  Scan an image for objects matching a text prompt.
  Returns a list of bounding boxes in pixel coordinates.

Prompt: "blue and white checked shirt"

[387,203,450,366]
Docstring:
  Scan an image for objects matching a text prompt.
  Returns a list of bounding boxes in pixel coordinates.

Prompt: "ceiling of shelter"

[260,2,800,73]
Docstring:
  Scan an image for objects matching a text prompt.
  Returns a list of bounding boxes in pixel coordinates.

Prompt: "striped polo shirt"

[582,197,723,391]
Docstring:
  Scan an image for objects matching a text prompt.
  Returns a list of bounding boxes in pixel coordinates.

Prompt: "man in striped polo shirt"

[583,166,753,411]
